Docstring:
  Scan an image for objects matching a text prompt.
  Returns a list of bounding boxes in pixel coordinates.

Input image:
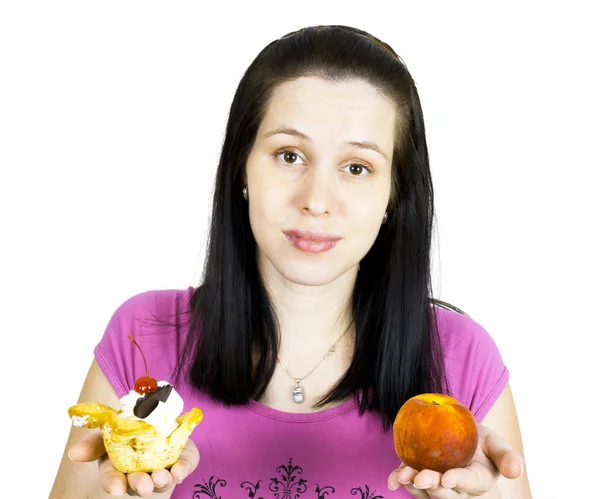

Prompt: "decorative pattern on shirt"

[192,458,386,499]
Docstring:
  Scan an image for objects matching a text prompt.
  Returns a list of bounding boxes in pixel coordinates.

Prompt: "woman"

[51,25,532,498]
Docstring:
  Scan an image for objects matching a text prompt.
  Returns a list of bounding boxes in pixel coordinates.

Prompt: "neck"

[258,253,357,366]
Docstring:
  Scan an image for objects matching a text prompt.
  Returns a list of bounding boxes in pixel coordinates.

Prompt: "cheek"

[248,188,285,242]
[345,199,387,251]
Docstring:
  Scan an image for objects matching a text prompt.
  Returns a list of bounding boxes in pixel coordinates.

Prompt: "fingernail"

[398,478,411,485]
[413,484,432,490]
[388,483,397,490]
[442,482,456,488]
[67,448,74,461]
[518,463,524,478]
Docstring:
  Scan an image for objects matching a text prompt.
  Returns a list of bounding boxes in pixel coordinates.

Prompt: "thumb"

[68,429,106,462]
[481,427,524,480]
[496,449,525,480]
[170,439,200,484]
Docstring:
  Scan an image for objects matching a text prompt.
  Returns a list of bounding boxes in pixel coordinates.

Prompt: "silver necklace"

[277,328,350,404]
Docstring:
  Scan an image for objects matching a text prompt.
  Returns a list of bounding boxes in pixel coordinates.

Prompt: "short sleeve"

[93,288,194,399]
[435,307,510,423]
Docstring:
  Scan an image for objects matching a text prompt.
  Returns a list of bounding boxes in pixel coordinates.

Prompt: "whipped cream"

[119,380,184,437]
[71,414,90,427]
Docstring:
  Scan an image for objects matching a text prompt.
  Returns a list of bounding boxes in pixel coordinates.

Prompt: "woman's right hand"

[68,429,200,497]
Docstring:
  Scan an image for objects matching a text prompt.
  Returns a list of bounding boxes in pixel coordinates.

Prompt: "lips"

[283,230,341,254]
[283,230,341,242]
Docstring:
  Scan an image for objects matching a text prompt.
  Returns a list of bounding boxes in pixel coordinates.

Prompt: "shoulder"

[94,286,197,397]
[109,286,196,323]
[431,304,510,422]
[432,304,498,355]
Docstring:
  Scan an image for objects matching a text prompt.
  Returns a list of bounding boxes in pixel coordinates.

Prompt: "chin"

[279,260,343,286]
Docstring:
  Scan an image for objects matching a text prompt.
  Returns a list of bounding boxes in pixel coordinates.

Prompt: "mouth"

[283,230,342,254]
[283,230,342,242]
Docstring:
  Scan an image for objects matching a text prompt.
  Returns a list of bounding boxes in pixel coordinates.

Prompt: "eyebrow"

[263,126,390,162]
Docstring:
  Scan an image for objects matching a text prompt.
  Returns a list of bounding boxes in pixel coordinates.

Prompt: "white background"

[1,2,598,498]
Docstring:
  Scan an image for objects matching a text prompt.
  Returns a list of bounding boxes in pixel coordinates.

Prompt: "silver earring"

[382,211,388,224]
[243,186,248,201]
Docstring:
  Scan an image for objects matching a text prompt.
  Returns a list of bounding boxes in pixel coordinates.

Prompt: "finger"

[125,485,172,497]
[68,429,106,462]
[412,469,442,491]
[170,439,200,484]
[151,468,173,489]
[409,470,465,499]
[387,466,403,491]
[409,469,471,498]
[97,453,127,496]
[406,482,457,499]
[481,428,525,479]
[400,483,432,499]
[397,465,419,486]
[127,472,155,496]
[122,470,174,497]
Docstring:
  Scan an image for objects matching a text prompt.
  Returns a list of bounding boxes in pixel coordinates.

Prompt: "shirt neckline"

[245,396,358,422]
[181,287,360,422]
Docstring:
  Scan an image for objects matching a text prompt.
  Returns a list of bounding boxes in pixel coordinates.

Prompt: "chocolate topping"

[133,384,173,419]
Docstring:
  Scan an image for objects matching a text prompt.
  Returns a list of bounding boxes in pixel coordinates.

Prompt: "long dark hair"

[173,25,465,430]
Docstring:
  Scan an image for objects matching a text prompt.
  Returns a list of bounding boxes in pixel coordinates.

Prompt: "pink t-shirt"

[94,287,509,499]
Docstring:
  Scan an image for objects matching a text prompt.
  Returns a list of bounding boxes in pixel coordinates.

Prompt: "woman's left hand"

[387,424,525,498]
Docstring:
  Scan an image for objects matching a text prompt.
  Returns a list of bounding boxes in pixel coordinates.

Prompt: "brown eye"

[342,163,372,177]
[349,164,364,175]
[275,149,302,165]
[283,151,298,163]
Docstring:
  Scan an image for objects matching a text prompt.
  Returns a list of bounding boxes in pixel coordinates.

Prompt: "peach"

[393,393,478,473]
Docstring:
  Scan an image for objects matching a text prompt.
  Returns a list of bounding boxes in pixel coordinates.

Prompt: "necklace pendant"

[292,379,304,403]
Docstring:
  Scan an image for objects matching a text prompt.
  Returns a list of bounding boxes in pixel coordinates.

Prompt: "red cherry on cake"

[128,335,158,394]
[134,375,157,394]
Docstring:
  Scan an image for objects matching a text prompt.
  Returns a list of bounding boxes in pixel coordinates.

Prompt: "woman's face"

[245,76,396,286]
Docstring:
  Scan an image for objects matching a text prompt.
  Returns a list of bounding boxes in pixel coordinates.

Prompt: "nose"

[297,163,334,217]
